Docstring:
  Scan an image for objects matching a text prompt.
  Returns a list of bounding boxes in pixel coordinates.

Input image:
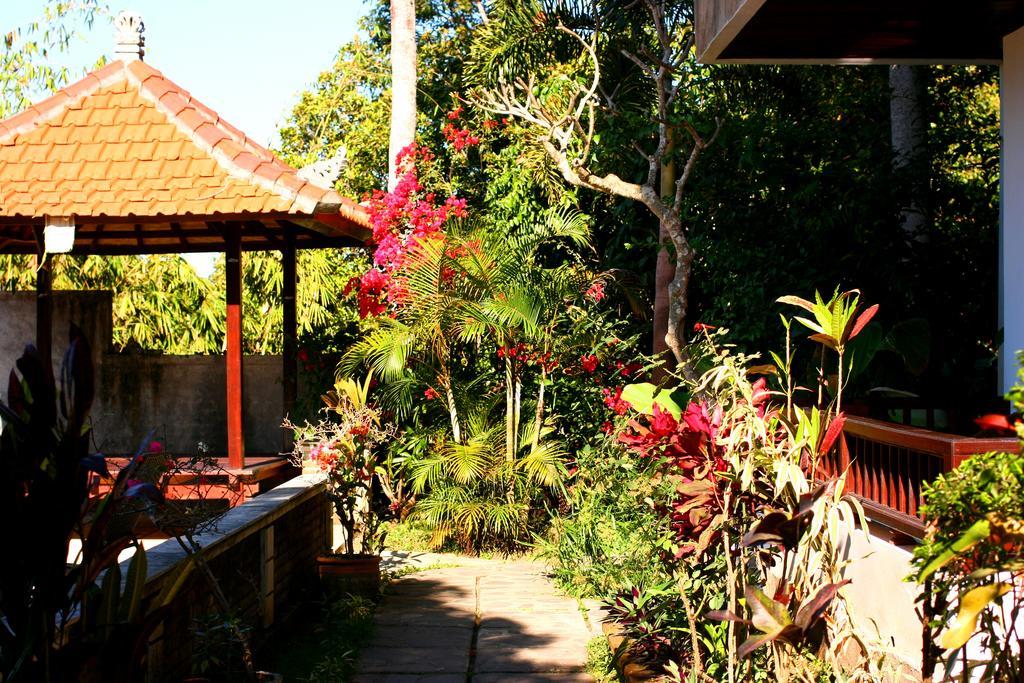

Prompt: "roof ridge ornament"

[296,148,348,190]
[114,10,145,61]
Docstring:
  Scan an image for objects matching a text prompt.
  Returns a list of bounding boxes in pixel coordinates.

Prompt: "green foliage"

[686,63,1001,411]
[190,613,252,680]
[538,440,666,598]
[1,0,108,118]
[0,327,190,681]
[585,635,620,683]
[912,445,1024,680]
[262,594,376,682]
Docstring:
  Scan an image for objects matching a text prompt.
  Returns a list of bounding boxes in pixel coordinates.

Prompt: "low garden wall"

[135,474,330,681]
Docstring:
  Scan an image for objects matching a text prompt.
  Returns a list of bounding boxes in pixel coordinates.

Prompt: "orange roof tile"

[0,59,369,231]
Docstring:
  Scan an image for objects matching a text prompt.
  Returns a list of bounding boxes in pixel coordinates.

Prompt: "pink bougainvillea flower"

[148,441,164,454]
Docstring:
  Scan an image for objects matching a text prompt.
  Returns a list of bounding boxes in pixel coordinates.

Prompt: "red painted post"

[225,227,245,469]
[281,236,297,454]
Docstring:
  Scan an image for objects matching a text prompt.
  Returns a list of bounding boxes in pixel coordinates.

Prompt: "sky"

[1,0,371,147]
[1,0,372,276]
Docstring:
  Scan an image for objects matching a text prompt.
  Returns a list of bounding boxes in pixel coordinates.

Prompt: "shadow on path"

[353,562,595,682]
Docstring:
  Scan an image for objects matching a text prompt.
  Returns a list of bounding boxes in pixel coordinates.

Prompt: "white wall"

[1001,28,1024,393]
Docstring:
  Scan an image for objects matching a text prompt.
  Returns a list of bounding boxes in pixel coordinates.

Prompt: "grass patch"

[382,561,462,584]
[382,518,441,553]
[259,594,375,682]
[586,635,622,683]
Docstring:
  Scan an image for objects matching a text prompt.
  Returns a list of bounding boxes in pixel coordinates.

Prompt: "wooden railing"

[818,416,1017,540]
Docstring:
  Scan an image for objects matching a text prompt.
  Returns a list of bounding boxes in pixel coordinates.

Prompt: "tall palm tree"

[389,0,417,190]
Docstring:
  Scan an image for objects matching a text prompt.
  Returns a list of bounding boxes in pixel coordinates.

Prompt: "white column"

[1001,28,1024,393]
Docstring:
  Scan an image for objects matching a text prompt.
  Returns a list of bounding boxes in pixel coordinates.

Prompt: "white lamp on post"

[43,216,76,254]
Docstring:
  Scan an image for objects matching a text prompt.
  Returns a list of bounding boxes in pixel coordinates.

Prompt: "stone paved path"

[354,558,597,682]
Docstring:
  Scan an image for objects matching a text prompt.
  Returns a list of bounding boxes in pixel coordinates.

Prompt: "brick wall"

[138,474,329,681]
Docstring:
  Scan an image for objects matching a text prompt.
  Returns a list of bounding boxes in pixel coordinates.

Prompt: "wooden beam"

[34,227,52,379]
[225,224,245,469]
[696,0,766,63]
[281,232,298,454]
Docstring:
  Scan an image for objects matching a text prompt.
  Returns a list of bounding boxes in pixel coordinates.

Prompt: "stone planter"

[317,553,381,598]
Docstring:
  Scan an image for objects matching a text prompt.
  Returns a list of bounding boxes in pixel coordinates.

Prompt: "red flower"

[424,387,439,400]
[600,421,615,434]
[602,386,630,415]
[581,354,599,373]
[693,322,716,332]
[585,281,606,303]
[974,413,1018,434]
[442,123,481,151]
[619,362,642,377]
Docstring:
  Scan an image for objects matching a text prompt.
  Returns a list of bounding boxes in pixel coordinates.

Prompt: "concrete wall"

[0,290,113,375]
[0,290,295,455]
[841,528,921,673]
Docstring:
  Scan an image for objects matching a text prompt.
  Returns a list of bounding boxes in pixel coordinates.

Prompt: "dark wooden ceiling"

[699,0,1024,63]
[0,214,368,255]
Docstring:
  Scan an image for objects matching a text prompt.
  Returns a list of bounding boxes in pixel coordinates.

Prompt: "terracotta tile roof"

[0,60,369,230]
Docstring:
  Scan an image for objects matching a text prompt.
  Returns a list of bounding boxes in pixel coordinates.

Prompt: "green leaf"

[940,582,1011,650]
[776,295,816,313]
[746,586,791,634]
[620,383,681,418]
[118,545,147,623]
[918,518,991,583]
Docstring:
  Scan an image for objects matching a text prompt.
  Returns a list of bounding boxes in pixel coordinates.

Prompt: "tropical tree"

[467,0,721,370]
[1,0,108,119]
[388,0,417,190]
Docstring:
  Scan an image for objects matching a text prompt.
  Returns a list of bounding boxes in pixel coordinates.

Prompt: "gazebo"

[0,13,370,475]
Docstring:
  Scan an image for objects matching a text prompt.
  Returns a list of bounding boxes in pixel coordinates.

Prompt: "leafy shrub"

[538,440,666,598]
[913,445,1024,680]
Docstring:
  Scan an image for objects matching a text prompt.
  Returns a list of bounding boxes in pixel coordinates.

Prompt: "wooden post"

[225,226,245,469]
[260,525,275,628]
[34,227,53,378]
[282,236,297,454]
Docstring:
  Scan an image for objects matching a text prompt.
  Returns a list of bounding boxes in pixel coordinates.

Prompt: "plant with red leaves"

[601,314,880,680]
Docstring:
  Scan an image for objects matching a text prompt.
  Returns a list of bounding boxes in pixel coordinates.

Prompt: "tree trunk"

[889,65,927,240]
[653,148,676,360]
[663,215,693,369]
[505,358,515,461]
[388,0,417,191]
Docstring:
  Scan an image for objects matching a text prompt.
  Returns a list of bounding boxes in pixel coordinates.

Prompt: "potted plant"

[286,373,392,596]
